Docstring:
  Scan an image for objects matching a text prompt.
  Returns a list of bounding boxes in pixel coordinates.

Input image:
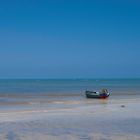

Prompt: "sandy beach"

[0,96,140,140]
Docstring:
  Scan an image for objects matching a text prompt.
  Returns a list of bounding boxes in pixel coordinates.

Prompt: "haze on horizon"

[0,0,140,79]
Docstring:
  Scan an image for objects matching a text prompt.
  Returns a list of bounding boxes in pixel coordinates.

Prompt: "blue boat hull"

[85,91,110,99]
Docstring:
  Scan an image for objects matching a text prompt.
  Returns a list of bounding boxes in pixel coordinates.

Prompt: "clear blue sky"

[0,0,140,79]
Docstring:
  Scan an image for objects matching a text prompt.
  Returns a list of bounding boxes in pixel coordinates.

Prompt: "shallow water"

[0,79,140,112]
[0,79,140,95]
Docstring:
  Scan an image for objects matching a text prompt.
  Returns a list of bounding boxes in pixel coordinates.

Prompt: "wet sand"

[0,97,140,140]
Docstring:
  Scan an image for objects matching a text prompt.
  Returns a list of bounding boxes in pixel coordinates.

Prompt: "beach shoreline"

[0,96,140,140]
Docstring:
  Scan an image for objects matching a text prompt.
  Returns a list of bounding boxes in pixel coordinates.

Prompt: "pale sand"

[0,98,140,140]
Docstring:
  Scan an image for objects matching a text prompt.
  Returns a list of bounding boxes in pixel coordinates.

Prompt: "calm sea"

[0,79,140,96]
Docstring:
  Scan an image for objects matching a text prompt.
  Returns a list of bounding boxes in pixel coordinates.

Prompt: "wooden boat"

[85,90,110,99]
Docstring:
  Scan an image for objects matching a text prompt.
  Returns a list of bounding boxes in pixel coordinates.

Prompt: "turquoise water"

[0,79,140,96]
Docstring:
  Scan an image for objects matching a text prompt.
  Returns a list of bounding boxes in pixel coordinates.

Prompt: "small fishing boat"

[85,89,110,99]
